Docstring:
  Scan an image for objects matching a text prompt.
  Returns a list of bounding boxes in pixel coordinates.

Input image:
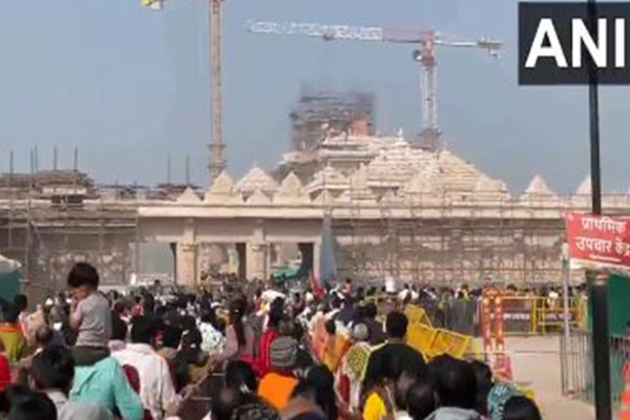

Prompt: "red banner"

[565,213,630,269]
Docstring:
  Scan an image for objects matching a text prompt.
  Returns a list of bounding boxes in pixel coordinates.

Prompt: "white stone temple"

[143,133,628,286]
[1,133,628,291]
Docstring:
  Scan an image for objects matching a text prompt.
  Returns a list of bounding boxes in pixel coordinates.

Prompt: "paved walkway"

[506,336,594,420]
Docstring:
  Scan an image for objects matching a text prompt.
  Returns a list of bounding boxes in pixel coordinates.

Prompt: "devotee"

[501,396,542,420]
[337,323,371,412]
[113,316,179,420]
[426,356,480,420]
[258,335,299,410]
[256,305,283,376]
[67,263,111,366]
[362,303,386,346]
[222,297,256,365]
[30,346,113,420]
[0,304,25,363]
[363,311,426,389]
[282,365,337,420]
[321,319,349,374]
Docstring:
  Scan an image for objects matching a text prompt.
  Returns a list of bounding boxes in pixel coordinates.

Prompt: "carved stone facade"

[152,134,630,285]
[2,135,630,287]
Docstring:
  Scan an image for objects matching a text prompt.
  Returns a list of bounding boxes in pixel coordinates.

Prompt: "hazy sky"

[2,0,630,195]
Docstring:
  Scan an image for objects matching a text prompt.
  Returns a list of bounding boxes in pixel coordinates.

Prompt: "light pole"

[586,0,612,419]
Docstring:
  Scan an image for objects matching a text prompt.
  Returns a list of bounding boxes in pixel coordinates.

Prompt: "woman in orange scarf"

[321,319,350,373]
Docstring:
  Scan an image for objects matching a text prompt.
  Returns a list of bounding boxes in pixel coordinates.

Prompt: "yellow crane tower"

[142,0,228,184]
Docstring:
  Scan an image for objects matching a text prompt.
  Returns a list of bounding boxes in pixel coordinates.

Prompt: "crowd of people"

[0,265,545,420]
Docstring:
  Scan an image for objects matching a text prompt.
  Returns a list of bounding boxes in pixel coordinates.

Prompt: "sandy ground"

[506,336,595,420]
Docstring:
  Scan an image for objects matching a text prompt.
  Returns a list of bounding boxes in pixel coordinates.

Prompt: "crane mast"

[248,20,501,149]
[209,0,227,182]
[142,0,228,185]
[418,32,438,140]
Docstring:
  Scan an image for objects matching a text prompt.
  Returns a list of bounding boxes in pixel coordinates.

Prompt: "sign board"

[565,213,630,269]
[502,311,576,322]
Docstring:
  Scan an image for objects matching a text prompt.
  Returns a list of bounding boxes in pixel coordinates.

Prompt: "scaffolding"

[333,190,571,286]
[0,168,145,302]
[0,158,615,291]
[290,87,376,152]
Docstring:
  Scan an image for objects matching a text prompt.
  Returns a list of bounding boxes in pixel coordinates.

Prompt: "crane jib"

[247,21,384,42]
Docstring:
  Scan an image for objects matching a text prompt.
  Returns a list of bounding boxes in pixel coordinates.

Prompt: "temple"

[0,133,625,295]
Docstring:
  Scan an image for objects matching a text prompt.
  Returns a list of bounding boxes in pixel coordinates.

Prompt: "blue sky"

[2,0,630,194]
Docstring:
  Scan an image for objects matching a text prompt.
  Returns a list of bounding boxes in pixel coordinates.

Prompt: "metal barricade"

[420,296,583,337]
[560,329,594,404]
[530,297,583,334]
[430,329,474,360]
[559,329,630,415]
[447,299,477,336]
[405,305,433,327]
[430,299,477,335]
[497,296,583,335]
[405,305,474,361]
[406,323,438,357]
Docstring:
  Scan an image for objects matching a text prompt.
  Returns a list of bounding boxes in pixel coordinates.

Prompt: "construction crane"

[142,0,228,184]
[247,20,501,149]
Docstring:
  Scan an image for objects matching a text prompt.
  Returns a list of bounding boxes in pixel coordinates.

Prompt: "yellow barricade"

[405,305,433,328]
[407,323,439,357]
[405,307,474,361]
[431,329,473,360]
[403,306,536,405]
[499,295,582,335]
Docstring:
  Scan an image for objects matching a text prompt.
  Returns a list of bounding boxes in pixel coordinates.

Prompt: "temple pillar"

[245,222,268,280]
[176,218,197,287]
[246,243,268,280]
[176,243,198,287]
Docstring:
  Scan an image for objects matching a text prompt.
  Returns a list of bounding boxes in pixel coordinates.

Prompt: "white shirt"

[305,292,314,303]
[198,322,225,356]
[297,306,313,329]
[385,277,397,293]
[326,308,340,321]
[261,290,285,304]
[46,390,113,420]
[113,343,179,420]
[108,340,126,353]
[398,289,411,302]
[395,410,412,420]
